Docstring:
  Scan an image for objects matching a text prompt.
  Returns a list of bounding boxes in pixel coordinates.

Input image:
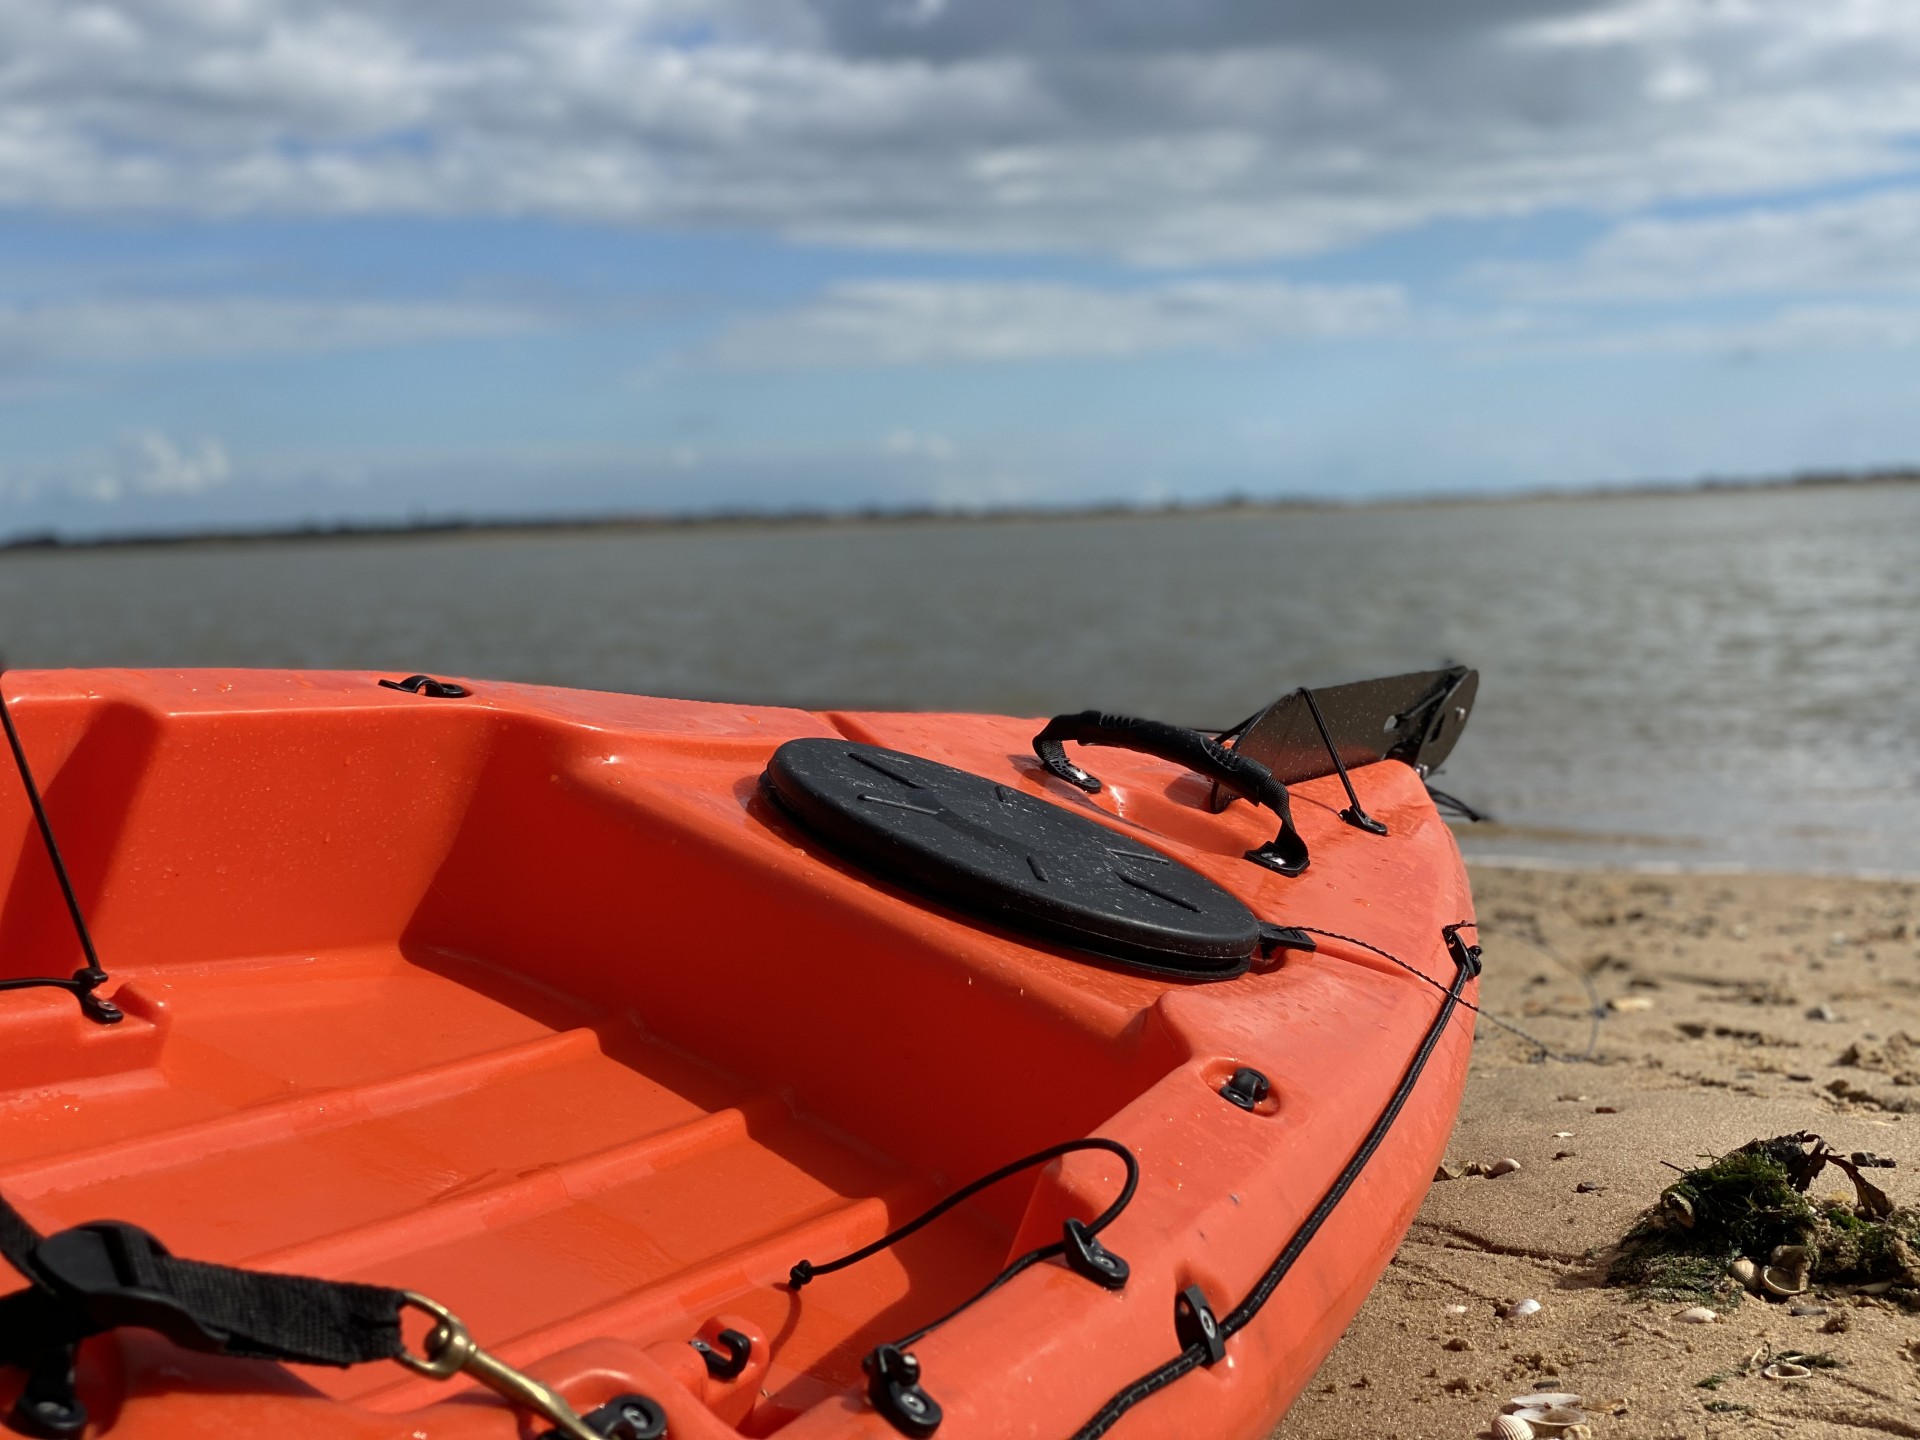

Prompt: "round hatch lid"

[761,738,1257,978]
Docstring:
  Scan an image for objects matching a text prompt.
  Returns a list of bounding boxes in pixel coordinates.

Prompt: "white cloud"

[70,431,232,503]
[132,431,230,495]
[3,2,1920,262]
[1468,299,1920,363]
[883,428,955,460]
[0,297,539,370]
[1488,188,1920,302]
[700,278,1405,368]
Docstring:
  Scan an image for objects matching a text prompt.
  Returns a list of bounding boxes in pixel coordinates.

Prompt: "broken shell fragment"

[1762,1267,1810,1297]
[1503,1297,1542,1319]
[1676,1305,1717,1323]
[1486,1157,1522,1178]
[1493,1415,1535,1440]
[1787,1303,1828,1316]
[1762,1361,1812,1381]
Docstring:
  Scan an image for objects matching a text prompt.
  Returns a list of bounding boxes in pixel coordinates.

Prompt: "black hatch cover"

[761,738,1257,978]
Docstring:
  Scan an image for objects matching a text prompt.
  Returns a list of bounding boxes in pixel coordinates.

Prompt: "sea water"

[4,482,1917,874]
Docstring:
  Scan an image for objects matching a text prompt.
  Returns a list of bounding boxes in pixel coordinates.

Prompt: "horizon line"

[4,464,1916,556]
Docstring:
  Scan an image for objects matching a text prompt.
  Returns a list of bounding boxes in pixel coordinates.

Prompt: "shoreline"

[3,468,1916,557]
[1460,853,1920,886]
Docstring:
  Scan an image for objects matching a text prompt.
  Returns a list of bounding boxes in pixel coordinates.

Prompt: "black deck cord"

[1295,686,1387,836]
[1294,922,1576,1061]
[0,666,121,1024]
[1066,929,1479,1440]
[789,1137,1139,1348]
[1424,784,1492,823]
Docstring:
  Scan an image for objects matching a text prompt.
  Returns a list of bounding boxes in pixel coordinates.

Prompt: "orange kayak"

[0,667,1480,1440]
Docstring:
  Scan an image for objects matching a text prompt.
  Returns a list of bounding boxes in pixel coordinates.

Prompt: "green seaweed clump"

[1607,1138,1813,1299]
[1606,1132,1915,1299]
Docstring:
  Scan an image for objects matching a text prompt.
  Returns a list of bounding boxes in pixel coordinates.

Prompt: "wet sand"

[1275,863,1920,1440]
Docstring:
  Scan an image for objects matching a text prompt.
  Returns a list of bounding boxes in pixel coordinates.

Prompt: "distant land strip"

[4,465,1916,555]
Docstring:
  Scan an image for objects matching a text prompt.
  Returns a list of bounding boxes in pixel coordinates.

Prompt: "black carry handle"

[1032,712,1309,877]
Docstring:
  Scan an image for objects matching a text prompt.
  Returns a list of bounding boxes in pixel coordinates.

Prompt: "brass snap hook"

[396,1292,601,1440]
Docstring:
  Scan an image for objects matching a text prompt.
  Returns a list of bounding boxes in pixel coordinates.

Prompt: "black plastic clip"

[1174,1284,1226,1365]
[863,1343,942,1437]
[377,674,470,698]
[1442,924,1482,978]
[689,1327,752,1380]
[1220,1067,1270,1112]
[1061,1218,1129,1290]
[0,968,123,1025]
[1256,924,1315,958]
[8,1346,86,1439]
[543,1392,667,1440]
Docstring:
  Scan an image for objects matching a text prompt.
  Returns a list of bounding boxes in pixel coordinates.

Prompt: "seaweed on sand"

[1605,1132,1918,1301]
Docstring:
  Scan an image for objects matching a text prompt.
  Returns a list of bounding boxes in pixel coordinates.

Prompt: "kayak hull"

[0,670,1476,1439]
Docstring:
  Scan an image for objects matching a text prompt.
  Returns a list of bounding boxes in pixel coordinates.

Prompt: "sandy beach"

[1275,862,1920,1440]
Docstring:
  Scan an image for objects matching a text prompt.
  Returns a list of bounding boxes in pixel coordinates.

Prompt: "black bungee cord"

[0,663,121,1023]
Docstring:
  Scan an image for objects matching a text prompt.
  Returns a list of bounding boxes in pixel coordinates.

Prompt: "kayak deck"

[0,670,1477,1439]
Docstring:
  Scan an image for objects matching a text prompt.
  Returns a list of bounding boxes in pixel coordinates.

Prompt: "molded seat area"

[0,677,1185,1429]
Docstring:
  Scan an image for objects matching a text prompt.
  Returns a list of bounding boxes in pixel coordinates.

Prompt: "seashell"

[1788,1303,1828,1316]
[1434,1161,1461,1181]
[1486,1157,1522,1178]
[1609,994,1653,1012]
[1663,1191,1695,1227]
[1551,1130,1574,1139]
[1729,1258,1760,1290]
[1503,1297,1542,1319]
[1510,1394,1583,1410]
[1763,1246,1812,1297]
[1493,1415,1535,1440]
[1445,1303,1470,1314]
[1676,1305,1717,1323]
[1855,1279,1893,1296]
[1762,1361,1812,1380]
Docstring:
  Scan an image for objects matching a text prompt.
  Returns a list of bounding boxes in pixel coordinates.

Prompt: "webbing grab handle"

[1031,712,1309,876]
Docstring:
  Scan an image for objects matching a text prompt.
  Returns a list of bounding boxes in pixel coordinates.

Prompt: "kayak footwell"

[0,670,1478,1440]
[0,940,1017,1424]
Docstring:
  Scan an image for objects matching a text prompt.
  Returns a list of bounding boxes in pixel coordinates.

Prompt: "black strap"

[0,1193,405,1368]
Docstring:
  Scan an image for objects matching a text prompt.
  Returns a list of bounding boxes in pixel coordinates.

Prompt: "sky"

[6,0,1920,537]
